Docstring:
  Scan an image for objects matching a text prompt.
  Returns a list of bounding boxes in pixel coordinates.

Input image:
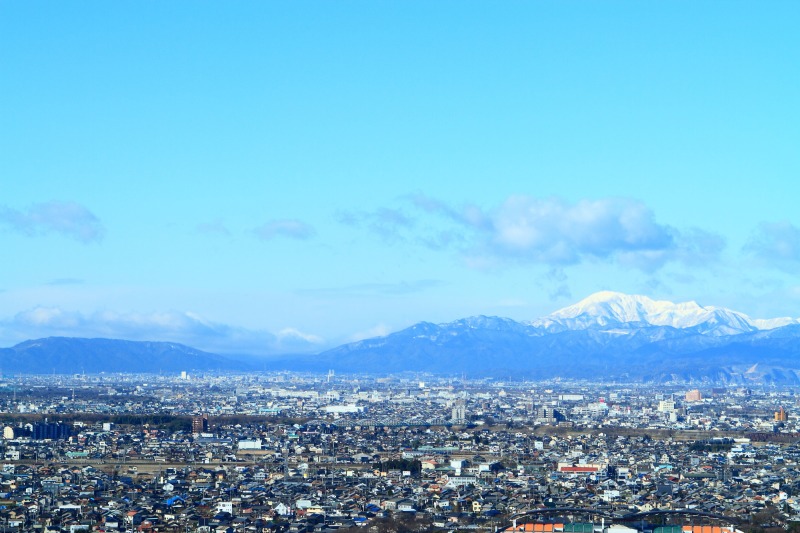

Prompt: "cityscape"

[3,2,799,533]
[0,373,800,532]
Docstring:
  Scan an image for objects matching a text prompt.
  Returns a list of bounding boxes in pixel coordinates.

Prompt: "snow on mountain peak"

[752,317,800,329]
[554,291,702,322]
[531,291,781,335]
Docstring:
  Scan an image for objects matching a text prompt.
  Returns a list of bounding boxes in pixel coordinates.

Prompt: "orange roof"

[507,523,570,533]
[684,526,730,533]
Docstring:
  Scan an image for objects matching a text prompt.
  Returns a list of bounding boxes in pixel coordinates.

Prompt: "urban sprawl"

[2,372,800,533]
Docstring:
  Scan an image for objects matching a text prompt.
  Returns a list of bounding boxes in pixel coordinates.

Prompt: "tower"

[192,413,209,434]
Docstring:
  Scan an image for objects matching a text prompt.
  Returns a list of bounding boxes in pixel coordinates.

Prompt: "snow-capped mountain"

[311,291,800,383]
[7,292,800,383]
[751,316,800,329]
[530,290,793,336]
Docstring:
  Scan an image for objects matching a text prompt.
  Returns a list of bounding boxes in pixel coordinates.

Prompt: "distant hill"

[0,337,253,374]
[5,292,800,383]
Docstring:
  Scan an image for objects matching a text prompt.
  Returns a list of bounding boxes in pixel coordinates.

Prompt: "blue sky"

[1,1,799,355]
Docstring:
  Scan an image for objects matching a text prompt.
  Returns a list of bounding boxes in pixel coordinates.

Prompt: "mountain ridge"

[0,336,254,374]
[3,292,800,382]
[314,291,800,382]
[529,290,794,335]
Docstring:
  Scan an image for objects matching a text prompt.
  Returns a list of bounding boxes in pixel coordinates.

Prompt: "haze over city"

[2,2,799,356]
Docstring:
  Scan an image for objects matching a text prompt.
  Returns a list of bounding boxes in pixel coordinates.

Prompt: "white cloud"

[335,207,414,244]
[15,307,82,328]
[548,283,572,301]
[254,219,315,240]
[277,327,325,344]
[405,194,725,272]
[0,201,104,242]
[408,193,490,230]
[488,196,674,263]
[744,221,800,272]
[348,323,392,342]
[2,307,323,355]
[344,194,723,272]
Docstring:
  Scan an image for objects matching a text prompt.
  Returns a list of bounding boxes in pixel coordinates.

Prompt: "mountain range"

[4,291,800,383]
[530,291,799,334]
[312,291,800,383]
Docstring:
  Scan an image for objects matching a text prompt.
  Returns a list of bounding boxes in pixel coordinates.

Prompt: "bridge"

[620,510,737,523]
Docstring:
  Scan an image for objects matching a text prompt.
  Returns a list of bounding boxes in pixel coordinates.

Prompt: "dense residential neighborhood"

[0,373,799,532]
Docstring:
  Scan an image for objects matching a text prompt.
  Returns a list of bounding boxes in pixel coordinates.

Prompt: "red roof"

[558,466,598,473]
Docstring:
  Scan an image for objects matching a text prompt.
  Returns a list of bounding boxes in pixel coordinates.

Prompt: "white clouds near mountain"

[488,196,674,264]
[3,307,322,355]
[380,194,727,272]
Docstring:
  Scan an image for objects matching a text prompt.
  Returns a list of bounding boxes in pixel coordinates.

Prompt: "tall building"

[685,389,702,402]
[451,400,466,423]
[192,413,209,434]
[535,407,565,424]
[658,400,676,413]
[32,421,72,440]
[775,407,788,422]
